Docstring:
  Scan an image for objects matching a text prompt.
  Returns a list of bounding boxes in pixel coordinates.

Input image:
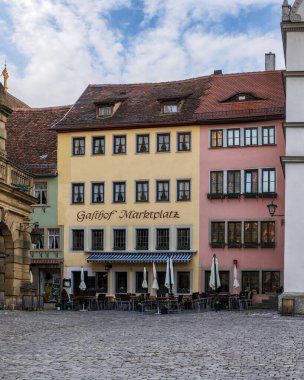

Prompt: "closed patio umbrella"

[152,263,159,296]
[165,258,174,293]
[209,254,221,291]
[142,267,148,291]
[233,263,240,290]
[79,267,87,291]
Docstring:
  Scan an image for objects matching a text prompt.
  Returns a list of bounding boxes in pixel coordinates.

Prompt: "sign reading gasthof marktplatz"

[77,209,181,222]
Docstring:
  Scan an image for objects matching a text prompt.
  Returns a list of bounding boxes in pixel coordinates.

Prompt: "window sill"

[32,204,50,208]
[261,243,275,248]
[210,243,225,248]
[243,243,259,248]
[227,243,242,248]
[176,150,192,153]
[226,193,241,199]
[243,193,259,199]
[155,151,171,154]
[259,193,277,199]
[207,193,225,199]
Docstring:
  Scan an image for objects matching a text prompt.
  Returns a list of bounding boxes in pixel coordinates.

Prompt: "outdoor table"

[73,296,98,311]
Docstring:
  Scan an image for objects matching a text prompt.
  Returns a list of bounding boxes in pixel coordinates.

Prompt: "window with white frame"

[113,135,126,154]
[157,133,170,152]
[113,182,126,203]
[92,183,104,203]
[136,181,149,202]
[177,180,191,201]
[48,228,60,249]
[210,171,224,194]
[245,170,258,194]
[136,134,149,153]
[227,129,240,147]
[210,129,223,148]
[98,105,113,117]
[262,126,275,145]
[244,128,258,146]
[34,182,47,205]
[156,180,170,202]
[227,170,241,195]
[262,169,276,193]
[177,132,191,151]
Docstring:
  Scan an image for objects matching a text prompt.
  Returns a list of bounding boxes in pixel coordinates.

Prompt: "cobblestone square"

[0,310,304,379]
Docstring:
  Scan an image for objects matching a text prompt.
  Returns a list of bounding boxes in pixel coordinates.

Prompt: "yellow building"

[55,78,210,297]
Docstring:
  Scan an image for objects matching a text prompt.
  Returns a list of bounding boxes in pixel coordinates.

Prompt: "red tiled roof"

[195,71,285,121]
[6,106,71,176]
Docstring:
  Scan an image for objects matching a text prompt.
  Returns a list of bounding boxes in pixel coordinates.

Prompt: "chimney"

[214,70,222,75]
[265,52,276,71]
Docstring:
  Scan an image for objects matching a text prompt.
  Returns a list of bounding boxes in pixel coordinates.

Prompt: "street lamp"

[19,222,42,245]
[267,200,284,217]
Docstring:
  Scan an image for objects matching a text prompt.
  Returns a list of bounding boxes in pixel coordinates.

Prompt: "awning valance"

[86,251,195,264]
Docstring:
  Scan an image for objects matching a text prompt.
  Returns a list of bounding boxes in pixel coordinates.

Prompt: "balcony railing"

[30,250,64,261]
[0,156,33,194]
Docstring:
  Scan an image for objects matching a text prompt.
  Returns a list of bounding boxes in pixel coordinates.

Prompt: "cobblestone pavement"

[1,310,304,380]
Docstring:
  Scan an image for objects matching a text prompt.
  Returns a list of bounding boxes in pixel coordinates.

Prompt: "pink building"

[198,70,285,302]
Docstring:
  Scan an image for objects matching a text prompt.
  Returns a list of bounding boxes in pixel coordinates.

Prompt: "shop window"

[72,270,88,296]
[92,183,104,204]
[205,271,229,293]
[177,180,191,201]
[156,228,170,250]
[177,272,190,294]
[177,228,190,250]
[228,222,242,248]
[244,128,258,146]
[136,229,149,250]
[91,229,104,251]
[156,180,170,202]
[48,229,60,249]
[115,272,128,293]
[34,182,47,205]
[96,272,108,293]
[157,271,167,295]
[157,133,170,152]
[113,229,126,250]
[262,271,280,294]
[177,132,191,151]
[211,222,225,248]
[136,181,149,202]
[262,126,275,145]
[136,134,149,153]
[72,229,84,251]
[113,135,126,154]
[262,169,276,194]
[242,271,260,294]
[244,170,258,196]
[227,129,240,147]
[244,221,258,248]
[113,182,126,203]
[210,129,223,148]
[72,137,85,156]
[136,271,149,293]
[261,221,275,248]
[72,183,85,204]
[227,170,241,196]
[92,136,105,155]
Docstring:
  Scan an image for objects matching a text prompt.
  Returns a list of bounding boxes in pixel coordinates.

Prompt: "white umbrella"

[79,267,87,291]
[152,262,159,296]
[142,267,148,290]
[209,254,221,291]
[165,258,174,293]
[29,269,33,284]
[233,263,240,289]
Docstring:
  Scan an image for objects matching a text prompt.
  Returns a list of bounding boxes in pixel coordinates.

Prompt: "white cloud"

[0,0,285,107]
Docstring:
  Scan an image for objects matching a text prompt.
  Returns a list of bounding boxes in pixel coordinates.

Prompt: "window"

[242,271,260,294]
[98,106,113,117]
[162,103,178,113]
[33,228,44,249]
[115,272,127,293]
[113,182,126,203]
[96,272,108,293]
[261,221,275,248]
[157,133,170,152]
[244,128,258,146]
[156,228,170,250]
[156,180,170,202]
[48,229,60,249]
[211,222,225,248]
[210,130,223,148]
[177,132,191,151]
[205,271,229,293]
[72,183,84,204]
[91,229,104,251]
[136,134,149,153]
[72,229,84,251]
[177,228,190,250]
[210,171,224,195]
[136,271,149,293]
[72,137,85,156]
[177,272,190,294]
[113,229,126,250]
[245,170,258,194]
[244,222,258,247]
[228,222,242,247]
[262,271,280,294]
[262,126,275,145]
[34,182,47,205]
[136,229,149,250]
[92,136,105,155]
[136,181,149,202]
[113,135,126,154]
[227,129,240,147]
[227,170,241,195]
[92,183,104,204]
[262,169,276,194]
[177,180,191,201]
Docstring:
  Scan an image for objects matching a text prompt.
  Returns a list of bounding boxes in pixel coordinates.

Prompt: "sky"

[0,0,285,108]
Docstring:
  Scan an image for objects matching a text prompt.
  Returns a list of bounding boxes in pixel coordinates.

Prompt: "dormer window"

[221,93,263,103]
[162,103,178,113]
[98,106,113,117]
[238,95,246,101]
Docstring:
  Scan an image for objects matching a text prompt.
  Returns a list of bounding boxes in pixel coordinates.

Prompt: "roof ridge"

[13,105,72,112]
[211,70,284,78]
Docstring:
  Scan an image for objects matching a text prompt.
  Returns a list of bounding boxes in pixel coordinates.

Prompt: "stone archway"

[0,222,14,307]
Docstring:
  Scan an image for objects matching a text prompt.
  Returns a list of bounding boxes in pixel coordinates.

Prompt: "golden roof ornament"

[1,64,9,93]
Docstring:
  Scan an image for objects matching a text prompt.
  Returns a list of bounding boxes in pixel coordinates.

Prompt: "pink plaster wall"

[199,120,285,294]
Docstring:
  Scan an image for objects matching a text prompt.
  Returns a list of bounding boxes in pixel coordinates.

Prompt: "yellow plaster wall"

[58,126,200,291]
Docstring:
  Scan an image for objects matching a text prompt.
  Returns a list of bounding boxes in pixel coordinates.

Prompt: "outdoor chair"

[97,294,106,310]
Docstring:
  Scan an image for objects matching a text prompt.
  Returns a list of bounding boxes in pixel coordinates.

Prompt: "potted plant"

[160,303,168,314]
